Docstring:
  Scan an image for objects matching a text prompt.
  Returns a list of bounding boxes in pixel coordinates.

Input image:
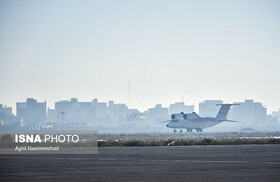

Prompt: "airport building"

[16,98,46,124]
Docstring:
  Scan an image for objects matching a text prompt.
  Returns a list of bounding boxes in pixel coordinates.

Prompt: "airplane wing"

[161,120,172,123]
[161,119,180,123]
[223,119,238,122]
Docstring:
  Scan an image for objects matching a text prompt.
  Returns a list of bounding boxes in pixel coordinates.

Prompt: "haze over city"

[1,1,280,181]
[0,0,280,113]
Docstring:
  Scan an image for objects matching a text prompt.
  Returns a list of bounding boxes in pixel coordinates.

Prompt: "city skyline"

[1,97,279,132]
[1,0,280,114]
[0,97,278,115]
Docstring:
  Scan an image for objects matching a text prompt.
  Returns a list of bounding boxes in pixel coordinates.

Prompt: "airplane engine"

[171,112,184,119]
[183,112,199,120]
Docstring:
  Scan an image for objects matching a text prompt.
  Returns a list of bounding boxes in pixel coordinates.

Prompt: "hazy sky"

[0,0,280,113]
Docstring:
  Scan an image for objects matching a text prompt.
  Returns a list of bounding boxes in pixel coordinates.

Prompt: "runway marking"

[2,156,279,165]
[148,159,280,165]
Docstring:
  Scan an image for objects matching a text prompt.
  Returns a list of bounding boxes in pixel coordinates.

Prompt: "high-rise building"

[127,109,140,121]
[92,98,107,120]
[272,109,280,123]
[0,104,17,126]
[0,104,13,116]
[199,100,223,117]
[146,104,168,127]
[169,102,194,115]
[228,100,267,129]
[107,100,128,123]
[55,98,94,124]
[16,98,46,124]
[47,108,56,122]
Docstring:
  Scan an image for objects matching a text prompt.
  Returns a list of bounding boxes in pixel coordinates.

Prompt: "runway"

[1,145,280,181]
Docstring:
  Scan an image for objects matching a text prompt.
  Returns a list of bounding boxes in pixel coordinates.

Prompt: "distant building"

[272,109,280,123]
[91,98,109,127]
[169,102,194,115]
[199,100,223,117]
[54,98,133,127]
[92,98,107,120]
[108,100,128,125]
[146,104,168,127]
[266,114,279,130]
[228,100,267,129]
[0,104,17,126]
[47,108,56,122]
[0,104,13,116]
[16,98,46,124]
[55,98,94,124]
[127,109,140,121]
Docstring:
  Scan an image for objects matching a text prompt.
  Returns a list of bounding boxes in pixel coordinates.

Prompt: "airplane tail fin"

[216,104,239,120]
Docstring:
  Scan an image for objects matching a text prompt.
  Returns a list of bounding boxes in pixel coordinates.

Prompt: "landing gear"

[173,129,177,133]
[196,128,202,132]
[179,129,184,136]
[187,129,193,132]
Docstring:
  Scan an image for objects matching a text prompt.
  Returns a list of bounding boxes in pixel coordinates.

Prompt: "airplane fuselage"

[166,117,222,130]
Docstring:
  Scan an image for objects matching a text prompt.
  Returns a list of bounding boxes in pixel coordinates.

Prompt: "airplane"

[164,104,239,133]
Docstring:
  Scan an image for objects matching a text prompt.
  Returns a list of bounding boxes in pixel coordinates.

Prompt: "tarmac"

[1,145,280,181]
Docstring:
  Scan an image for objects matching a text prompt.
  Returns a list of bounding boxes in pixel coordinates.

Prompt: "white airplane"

[165,104,238,132]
